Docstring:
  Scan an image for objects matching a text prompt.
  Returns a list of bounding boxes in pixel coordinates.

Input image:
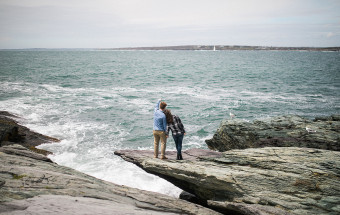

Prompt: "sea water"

[1,50,339,197]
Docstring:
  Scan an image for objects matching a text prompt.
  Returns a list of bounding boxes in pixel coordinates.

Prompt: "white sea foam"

[160,86,223,101]
[122,98,154,115]
[48,150,78,165]
[39,140,182,197]
[41,84,65,93]
[184,135,210,149]
[80,155,182,197]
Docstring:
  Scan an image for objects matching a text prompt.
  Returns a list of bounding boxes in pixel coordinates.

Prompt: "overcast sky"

[0,0,339,49]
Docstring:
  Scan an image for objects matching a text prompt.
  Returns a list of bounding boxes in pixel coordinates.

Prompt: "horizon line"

[1,44,340,51]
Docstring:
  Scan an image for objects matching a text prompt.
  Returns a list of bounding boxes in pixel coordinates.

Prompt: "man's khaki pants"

[153,130,166,158]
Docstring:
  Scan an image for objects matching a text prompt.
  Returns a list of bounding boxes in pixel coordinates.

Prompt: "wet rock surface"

[115,147,340,215]
[205,115,340,152]
[0,144,220,215]
[0,111,59,155]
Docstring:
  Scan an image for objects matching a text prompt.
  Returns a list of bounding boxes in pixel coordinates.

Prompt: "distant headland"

[101,45,340,52]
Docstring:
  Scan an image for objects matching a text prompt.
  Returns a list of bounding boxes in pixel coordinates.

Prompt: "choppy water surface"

[1,50,339,196]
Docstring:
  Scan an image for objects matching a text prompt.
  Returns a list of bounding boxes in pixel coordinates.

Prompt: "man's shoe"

[161,156,168,160]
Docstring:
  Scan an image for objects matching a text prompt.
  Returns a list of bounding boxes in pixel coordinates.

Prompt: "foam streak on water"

[0,50,339,197]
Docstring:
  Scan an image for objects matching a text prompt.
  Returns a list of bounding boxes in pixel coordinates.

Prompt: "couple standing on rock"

[153,99,186,160]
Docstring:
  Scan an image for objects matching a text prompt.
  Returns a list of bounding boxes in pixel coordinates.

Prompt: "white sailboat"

[213,45,216,51]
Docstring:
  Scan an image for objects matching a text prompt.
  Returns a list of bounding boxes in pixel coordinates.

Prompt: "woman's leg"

[177,134,184,159]
[172,135,180,160]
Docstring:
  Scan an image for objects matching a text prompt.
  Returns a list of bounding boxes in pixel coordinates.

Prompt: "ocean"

[1,50,339,197]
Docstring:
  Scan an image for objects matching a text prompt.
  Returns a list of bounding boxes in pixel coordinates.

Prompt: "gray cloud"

[1,0,340,48]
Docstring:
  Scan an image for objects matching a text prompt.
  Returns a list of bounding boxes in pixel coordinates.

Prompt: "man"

[153,99,167,159]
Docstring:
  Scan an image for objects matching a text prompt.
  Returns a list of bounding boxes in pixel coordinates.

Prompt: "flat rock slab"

[115,148,223,164]
[115,147,340,215]
[0,145,220,215]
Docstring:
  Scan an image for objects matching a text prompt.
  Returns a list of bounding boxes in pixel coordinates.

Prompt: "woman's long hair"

[163,109,173,124]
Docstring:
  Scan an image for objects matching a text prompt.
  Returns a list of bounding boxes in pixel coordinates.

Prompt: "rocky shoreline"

[0,112,219,215]
[1,112,339,215]
[101,45,340,52]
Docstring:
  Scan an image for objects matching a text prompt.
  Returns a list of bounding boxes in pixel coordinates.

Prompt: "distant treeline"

[102,45,340,52]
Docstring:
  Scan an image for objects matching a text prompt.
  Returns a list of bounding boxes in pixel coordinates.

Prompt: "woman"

[164,109,186,160]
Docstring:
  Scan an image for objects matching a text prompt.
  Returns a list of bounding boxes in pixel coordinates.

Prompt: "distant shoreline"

[1,45,340,52]
[101,45,340,52]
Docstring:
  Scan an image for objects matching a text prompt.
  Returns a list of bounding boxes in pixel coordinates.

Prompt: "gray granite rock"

[115,147,340,215]
[205,115,340,152]
[0,145,220,215]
